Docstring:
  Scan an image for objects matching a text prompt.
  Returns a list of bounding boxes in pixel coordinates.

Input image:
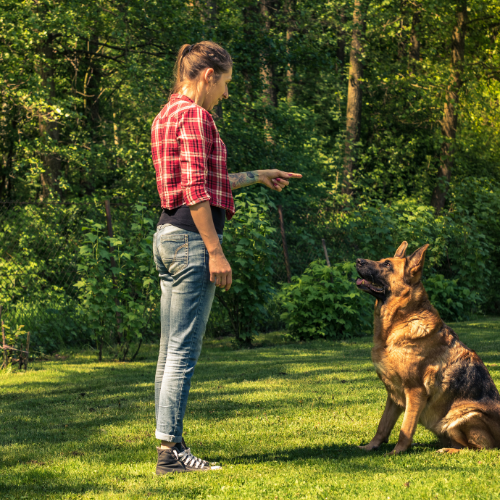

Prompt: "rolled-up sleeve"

[177,106,213,206]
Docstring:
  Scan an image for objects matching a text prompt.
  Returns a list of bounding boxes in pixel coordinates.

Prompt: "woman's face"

[204,67,232,111]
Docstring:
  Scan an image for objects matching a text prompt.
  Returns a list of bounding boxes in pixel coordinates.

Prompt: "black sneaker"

[176,439,222,471]
[155,445,221,474]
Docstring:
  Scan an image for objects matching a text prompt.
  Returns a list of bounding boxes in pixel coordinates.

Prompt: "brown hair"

[172,41,233,95]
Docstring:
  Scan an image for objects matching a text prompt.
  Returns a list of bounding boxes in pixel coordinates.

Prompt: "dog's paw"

[386,447,408,456]
[436,448,461,454]
[358,443,379,451]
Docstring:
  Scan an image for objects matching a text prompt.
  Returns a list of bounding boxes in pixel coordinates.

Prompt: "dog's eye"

[383,261,392,268]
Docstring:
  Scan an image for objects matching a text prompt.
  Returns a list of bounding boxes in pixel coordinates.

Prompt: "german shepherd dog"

[355,241,500,454]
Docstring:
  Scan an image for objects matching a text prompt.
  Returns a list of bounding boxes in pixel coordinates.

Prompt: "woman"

[151,41,302,474]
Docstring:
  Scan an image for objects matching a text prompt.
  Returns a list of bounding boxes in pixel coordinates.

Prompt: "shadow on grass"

[231,441,446,465]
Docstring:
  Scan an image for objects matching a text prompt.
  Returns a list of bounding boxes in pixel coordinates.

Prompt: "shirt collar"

[170,93,194,104]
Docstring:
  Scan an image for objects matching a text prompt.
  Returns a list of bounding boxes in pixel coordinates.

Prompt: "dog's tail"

[485,403,500,447]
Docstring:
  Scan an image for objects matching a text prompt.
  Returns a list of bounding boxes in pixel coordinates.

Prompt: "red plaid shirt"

[151,94,235,220]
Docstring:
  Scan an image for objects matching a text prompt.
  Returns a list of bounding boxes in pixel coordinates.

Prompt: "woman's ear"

[203,67,215,84]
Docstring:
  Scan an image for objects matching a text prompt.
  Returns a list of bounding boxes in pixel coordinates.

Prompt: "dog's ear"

[407,244,429,282]
[394,241,408,259]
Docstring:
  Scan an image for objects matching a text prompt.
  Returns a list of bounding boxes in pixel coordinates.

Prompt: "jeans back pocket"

[159,234,189,275]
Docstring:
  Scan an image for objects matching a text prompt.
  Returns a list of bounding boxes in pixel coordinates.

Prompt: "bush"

[279,261,373,341]
[327,197,492,317]
[75,202,159,361]
[450,179,500,314]
[1,302,94,356]
[0,203,85,307]
[423,274,479,323]
[208,188,278,346]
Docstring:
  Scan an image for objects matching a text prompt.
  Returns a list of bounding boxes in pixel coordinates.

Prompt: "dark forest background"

[2,0,500,207]
[2,0,500,354]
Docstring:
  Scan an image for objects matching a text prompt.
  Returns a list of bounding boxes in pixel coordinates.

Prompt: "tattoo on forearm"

[229,171,259,190]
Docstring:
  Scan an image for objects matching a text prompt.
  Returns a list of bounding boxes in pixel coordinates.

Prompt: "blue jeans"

[152,224,220,442]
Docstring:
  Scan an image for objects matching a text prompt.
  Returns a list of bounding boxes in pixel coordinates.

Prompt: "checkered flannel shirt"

[151,93,235,220]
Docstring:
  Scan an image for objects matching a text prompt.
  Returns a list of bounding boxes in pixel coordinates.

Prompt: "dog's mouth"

[355,278,385,294]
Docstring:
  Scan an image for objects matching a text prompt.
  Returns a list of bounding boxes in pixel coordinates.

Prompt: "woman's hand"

[258,170,303,192]
[209,248,232,291]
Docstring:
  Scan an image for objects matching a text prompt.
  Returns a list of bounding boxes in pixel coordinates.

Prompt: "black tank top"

[157,205,226,235]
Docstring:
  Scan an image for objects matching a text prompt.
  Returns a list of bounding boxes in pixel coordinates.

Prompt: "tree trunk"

[260,0,278,108]
[431,0,467,212]
[196,0,216,29]
[410,11,421,63]
[111,97,120,169]
[342,0,364,195]
[286,0,296,103]
[207,0,217,26]
[86,35,101,129]
[0,101,16,200]
[398,16,406,60]
[242,5,259,98]
[200,0,223,119]
[38,34,61,200]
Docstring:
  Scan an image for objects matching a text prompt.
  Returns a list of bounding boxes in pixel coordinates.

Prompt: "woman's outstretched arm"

[229,169,302,191]
[228,171,260,190]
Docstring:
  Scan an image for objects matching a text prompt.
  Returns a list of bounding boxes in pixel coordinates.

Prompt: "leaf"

[85,233,98,243]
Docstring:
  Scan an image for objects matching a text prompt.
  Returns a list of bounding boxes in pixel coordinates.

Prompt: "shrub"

[0,322,29,367]
[450,179,500,314]
[0,203,85,307]
[75,202,159,361]
[209,188,278,346]
[279,261,373,341]
[327,198,492,317]
[2,302,93,355]
[423,274,479,323]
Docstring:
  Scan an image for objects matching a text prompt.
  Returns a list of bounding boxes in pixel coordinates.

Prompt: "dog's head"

[355,241,429,301]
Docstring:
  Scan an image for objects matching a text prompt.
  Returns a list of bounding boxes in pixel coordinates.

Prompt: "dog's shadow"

[231,441,441,466]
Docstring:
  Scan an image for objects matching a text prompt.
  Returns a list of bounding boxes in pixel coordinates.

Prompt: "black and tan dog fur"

[355,241,500,454]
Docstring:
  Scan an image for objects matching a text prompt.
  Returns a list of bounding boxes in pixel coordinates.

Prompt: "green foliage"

[279,261,372,341]
[423,274,479,323]
[6,0,500,206]
[330,197,492,316]
[276,194,496,327]
[75,202,159,360]
[2,0,500,347]
[450,178,500,313]
[0,203,83,306]
[0,202,97,355]
[2,302,93,355]
[210,189,278,346]
[0,322,28,366]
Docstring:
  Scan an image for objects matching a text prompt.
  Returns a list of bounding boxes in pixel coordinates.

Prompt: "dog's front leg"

[358,395,403,451]
[389,387,427,455]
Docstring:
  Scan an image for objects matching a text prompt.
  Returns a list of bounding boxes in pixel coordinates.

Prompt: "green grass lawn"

[1,318,500,499]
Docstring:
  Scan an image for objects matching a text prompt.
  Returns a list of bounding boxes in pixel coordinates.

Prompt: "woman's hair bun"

[172,41,232,94]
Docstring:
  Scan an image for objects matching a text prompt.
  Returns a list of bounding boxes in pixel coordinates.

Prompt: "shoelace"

[177,447,209,469]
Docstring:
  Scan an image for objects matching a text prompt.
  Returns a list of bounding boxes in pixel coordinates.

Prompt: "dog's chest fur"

[371,304,449,408]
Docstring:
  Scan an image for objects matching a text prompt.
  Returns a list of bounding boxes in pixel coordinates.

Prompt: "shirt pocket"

[158,234,188,275]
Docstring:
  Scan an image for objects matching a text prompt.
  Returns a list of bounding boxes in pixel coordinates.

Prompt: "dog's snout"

[357,258,366,266]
